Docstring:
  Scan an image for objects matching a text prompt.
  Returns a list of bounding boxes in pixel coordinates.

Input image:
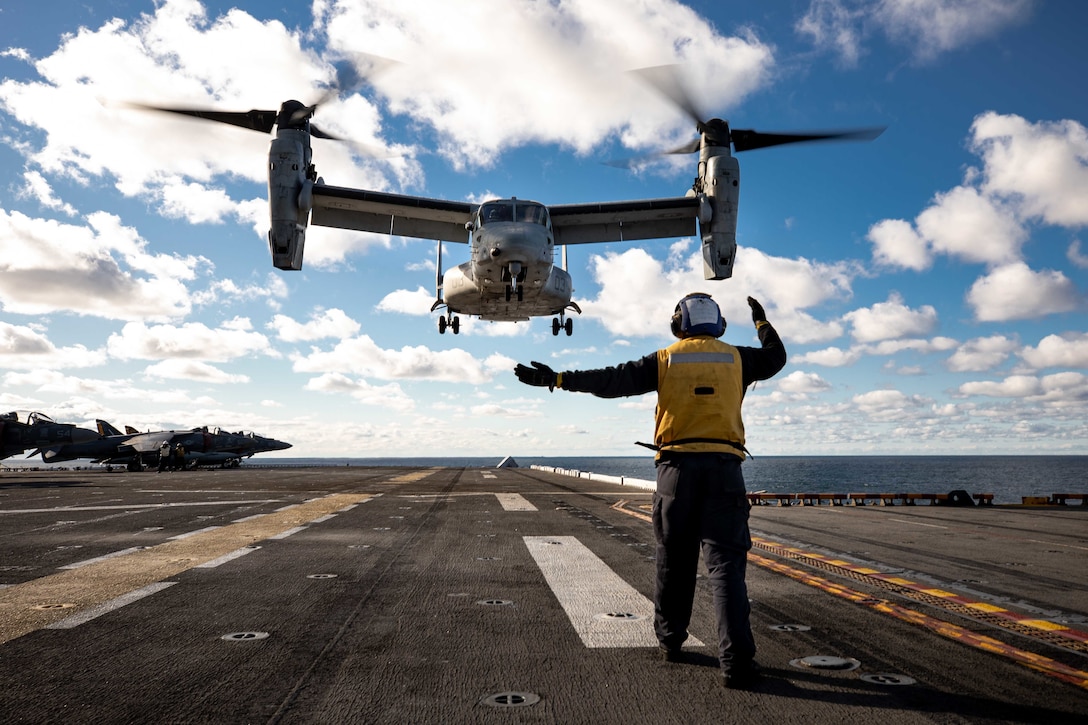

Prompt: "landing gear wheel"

[438,316,447,334]
[451,316,460,334]
[552,318,560,336]
[564,318,573,336]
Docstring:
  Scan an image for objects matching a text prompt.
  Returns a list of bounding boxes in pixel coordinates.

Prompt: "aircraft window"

[481,202,513,224]
[516,204,547,225]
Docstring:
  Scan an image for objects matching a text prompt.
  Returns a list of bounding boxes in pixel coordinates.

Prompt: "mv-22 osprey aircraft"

[136,66,881,335]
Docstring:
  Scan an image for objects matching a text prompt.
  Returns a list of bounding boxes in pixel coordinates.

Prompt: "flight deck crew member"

[157,441,170,473]
[514,294,786,689]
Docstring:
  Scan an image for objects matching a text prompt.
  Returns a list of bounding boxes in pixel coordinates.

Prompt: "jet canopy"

[0,411,57,425]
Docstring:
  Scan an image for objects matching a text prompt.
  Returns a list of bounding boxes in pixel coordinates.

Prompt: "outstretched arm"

[514,354,658,398]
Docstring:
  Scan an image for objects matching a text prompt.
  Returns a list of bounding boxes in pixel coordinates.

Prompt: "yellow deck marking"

[607,498,1088,690]
[967,602,1006,613]
[750,552,1088,690]
[1022,619,1068,631]
[921,588,956,598]
[386,468,442,484]
[0,493,372,645]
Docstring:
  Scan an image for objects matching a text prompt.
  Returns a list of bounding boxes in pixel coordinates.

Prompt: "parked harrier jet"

[0,411,98,461]
[38,422,291,471]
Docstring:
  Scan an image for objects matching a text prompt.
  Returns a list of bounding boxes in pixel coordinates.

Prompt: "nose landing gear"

[504,262,524,302]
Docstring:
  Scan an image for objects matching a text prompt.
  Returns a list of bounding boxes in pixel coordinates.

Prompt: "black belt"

[635,437,752,458]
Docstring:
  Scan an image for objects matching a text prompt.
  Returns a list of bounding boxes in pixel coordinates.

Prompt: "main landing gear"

[438,313,461,334]
[551,302,580,336]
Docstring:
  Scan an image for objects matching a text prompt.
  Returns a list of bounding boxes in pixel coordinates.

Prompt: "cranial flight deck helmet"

[670,293,726,339]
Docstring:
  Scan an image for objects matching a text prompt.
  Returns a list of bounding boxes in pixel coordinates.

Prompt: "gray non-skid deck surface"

[0,466,1084,723]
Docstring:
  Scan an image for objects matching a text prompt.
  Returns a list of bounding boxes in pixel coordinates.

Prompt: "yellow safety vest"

[654,336,747,459]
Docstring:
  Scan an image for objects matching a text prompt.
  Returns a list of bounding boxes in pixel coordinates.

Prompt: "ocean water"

[258,455,1087,504]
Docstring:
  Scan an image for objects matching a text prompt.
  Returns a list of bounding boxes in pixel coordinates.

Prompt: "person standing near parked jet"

[514,294,786,688]
[157,440,170,473]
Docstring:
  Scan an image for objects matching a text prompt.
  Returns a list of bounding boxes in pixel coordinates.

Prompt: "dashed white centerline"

[523,535,703,649]
[496,493,537,511]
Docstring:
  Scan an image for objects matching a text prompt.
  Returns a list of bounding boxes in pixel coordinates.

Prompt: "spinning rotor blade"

[290,52,401,126]
[119,53,399,138]
[630,64,705,129]
[122,103,279,134]
[729,127,885,153]
[627,63,885,156]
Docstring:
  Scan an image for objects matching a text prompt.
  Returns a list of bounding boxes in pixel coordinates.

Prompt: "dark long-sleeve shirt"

[559,322,787,398]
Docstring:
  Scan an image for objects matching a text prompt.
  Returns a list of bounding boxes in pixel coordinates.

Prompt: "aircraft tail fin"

[124,426,139,435]
[97,420,124,437]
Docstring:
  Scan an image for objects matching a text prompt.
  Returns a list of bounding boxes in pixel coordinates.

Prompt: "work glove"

[747,296,767,326]
[514,361,559,391]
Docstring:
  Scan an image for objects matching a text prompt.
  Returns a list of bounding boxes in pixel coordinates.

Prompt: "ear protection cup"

[670,308,684,338]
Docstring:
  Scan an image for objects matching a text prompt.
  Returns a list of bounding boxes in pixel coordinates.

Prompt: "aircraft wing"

[548,196,700,245]
[311,185,475,244]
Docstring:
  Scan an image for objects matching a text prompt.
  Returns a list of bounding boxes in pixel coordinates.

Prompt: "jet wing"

[548,196,700,245]
[311,185,475,244]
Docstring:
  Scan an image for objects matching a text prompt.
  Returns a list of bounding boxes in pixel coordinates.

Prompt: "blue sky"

[0,0,1085,458]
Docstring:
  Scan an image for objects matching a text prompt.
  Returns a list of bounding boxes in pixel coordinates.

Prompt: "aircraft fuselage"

[442,200,573,322]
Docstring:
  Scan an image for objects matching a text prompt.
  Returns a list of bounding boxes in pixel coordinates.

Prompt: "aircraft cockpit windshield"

[480,202,513,225]
[1,411,56,425]
[479,200,549,227]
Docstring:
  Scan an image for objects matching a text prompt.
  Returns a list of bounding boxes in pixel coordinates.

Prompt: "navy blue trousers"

[652,453,755,667]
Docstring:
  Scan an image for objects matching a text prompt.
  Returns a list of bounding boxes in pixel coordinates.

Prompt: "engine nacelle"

[268,222,306,271]
[267,130,311,271]
[698,153,740,280]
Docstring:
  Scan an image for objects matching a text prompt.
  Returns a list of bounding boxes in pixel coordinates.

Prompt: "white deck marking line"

[269,526,307,540]
[1025,539,1088,551]
[0,500,279,515]
[46,582,177,629]
[0,493,374,646]
[496,493,537,511]
[196,546,260,569]
[169,526,222,541]
[887,517,948,529]
[60,547,144,570]
[523,535,703,649]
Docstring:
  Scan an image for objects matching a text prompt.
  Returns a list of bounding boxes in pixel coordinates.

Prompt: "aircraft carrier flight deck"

[0,465,1085,723]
